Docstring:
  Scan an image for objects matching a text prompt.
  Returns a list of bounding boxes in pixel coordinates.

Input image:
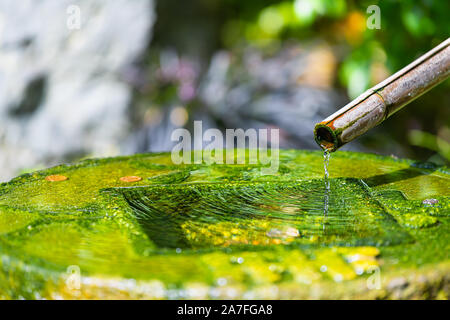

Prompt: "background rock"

[0,0,154,181]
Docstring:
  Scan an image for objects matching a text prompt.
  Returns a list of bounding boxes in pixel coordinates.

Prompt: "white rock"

[0,0,154,181]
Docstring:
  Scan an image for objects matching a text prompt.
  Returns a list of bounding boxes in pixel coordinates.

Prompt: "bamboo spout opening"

[314,125,338,152]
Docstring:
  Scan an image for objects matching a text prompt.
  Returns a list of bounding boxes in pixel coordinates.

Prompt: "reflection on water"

[364,167,427,187]
[121,178,410,251]
[362,162,446,200]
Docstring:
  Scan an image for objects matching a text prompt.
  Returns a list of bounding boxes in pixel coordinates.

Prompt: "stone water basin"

[0,150,448,299]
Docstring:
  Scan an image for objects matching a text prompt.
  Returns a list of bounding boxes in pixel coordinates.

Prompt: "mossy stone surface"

[0,150,448,299]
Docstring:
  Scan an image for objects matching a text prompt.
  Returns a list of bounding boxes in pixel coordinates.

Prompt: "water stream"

[323,150,330,230]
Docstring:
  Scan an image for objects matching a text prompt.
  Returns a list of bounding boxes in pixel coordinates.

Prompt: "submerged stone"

[422,198,439,206]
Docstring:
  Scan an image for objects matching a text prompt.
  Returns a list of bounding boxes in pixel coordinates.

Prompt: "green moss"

[0,149,448,299]
[0,206,37,234]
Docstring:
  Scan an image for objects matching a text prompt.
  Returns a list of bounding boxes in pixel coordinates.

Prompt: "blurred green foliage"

[153,0,449,96]
[150,0,449,162]
[218,0,450,98]
[409,129,450,162]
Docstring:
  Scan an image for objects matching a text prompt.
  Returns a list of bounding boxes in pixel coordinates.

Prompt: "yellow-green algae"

[0,150,448,299]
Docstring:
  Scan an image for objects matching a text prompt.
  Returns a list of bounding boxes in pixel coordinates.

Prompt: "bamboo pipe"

[314,38,450,152]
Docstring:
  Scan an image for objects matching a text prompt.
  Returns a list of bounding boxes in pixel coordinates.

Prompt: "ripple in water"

[119,176,411,250]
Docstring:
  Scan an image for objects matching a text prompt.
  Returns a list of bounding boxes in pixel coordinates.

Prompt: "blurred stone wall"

[0,0,154,181]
